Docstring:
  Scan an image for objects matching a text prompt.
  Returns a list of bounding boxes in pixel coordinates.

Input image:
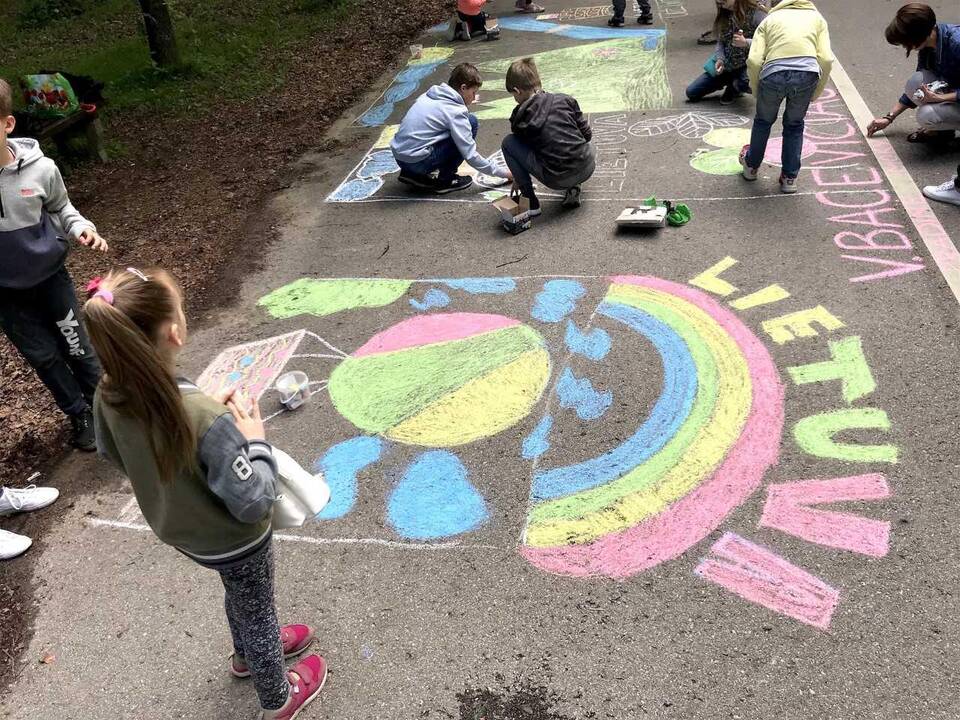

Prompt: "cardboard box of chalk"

[616,206,668,228]
[493,195,532,234]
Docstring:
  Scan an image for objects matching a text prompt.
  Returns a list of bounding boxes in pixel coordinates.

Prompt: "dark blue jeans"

[686,68,750,101]
[396,114,479,182]
[0,266,101,416]
[745,70,820,179]
[612,0,651,21]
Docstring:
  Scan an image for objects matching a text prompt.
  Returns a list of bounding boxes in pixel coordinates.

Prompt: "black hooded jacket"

[509,91,596,188]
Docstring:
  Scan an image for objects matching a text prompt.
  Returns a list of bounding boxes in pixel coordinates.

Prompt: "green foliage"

[15,0,93,29]
[1,0,356,117]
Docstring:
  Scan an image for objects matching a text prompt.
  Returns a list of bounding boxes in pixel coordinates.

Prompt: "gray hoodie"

[390,84,507,178]
[0,138,96,289]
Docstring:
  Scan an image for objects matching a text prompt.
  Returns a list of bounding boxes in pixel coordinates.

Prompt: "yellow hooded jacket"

[747,0,834,100]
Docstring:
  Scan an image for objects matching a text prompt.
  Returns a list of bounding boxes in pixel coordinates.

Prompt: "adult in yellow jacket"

[740,0,834,193]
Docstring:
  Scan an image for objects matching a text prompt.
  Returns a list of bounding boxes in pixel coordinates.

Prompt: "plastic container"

[276,371,311,410]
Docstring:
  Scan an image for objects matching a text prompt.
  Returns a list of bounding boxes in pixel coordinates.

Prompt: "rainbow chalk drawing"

[327,313,552,447]
[196,330,306,401]
[521,276,785,578]
[355,48,454,127]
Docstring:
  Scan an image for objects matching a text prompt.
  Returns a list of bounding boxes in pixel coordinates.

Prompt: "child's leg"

[0,277,93,417]
[637,0,652,17]
[686,72,727,101]
[45,268,101,405]
[218,543,289,711]
[611,0,626,22]
[501,134,544,196]
[434,114,479,181]
[744,75,786,170]
[780,71,820,178]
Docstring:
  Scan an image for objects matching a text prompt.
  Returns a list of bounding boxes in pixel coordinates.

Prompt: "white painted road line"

[831,59,960,304]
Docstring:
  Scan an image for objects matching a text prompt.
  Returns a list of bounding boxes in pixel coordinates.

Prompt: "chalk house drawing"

[157,267,896,629]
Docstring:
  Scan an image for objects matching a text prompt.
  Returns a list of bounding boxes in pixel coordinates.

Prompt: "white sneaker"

[739,144,758,181]
[0,485,60,516]
[779,174,798,194]
[0,529,32,560]
[922,177,960,207]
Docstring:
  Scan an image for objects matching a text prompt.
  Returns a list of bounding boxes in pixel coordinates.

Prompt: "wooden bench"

[14,106,108,162]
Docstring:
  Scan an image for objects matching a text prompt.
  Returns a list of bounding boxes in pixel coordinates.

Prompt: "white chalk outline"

[87,518,499,551]
[830,59,960,303]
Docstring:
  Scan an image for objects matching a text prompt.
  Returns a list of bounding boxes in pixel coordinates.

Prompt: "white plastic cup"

[276,371,311,410]
[409,44,423,60]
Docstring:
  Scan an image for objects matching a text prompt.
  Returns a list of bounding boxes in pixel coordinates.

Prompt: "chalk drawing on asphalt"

[354,47,454,127]
[114,265,900,629]
[629,111,749,140]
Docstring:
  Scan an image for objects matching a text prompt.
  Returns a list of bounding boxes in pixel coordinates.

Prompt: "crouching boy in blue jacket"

[390,63,511,194]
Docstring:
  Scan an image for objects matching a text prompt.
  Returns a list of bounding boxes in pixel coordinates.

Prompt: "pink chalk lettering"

[760,474,891,558]
[834,229,913,251]
[827,208,903,229]
[694,532,840,629]
[842,255,925,282]
[807,148,868,166]
[811,166,883,187]
[816,190,891,209]
[805,121,858,141]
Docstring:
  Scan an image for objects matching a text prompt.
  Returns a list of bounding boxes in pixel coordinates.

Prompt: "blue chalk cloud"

[314,436,384,520]
[522,415,554,460]
[564,321,611,361]
[532,280,587,323]
[556,368,612,421]
[410,288,451,311]
[387,451,489,540]
[440,277,517,295]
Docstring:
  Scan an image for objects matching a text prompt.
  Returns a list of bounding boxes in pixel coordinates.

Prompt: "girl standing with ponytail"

[85,267,326,720]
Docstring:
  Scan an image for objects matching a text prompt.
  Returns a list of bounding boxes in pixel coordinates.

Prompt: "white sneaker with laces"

[0,485,60,516]
[0,529,32,560]
[922,177,960,207]
[779,174,798,194]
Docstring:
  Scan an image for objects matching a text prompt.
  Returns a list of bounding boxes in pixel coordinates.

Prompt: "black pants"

[457,9,488,34]
[612,0,651,21]
[0,267,100,416]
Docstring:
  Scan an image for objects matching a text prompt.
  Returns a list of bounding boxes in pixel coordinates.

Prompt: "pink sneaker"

[231,624,315,678]
[262,655,328,720]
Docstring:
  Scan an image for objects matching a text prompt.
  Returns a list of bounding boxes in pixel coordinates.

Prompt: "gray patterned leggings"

[219,542,289,710]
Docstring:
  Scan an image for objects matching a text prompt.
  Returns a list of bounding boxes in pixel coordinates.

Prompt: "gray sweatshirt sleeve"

[198,414,278,524]
[44,163,95,240]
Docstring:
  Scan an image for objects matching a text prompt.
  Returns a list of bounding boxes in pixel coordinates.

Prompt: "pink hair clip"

[93,289,114,305]
[85,276,103,297]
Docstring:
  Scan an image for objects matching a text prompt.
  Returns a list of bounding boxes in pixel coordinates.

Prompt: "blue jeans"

[686,68,750,101]
[396,114,479,182]
[501,134,543,195]
[745,70,820,178]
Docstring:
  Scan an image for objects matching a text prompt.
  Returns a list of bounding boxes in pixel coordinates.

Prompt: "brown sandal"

[907,128,955,144]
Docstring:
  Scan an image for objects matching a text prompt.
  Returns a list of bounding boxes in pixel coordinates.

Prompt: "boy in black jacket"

[501,58,595,215]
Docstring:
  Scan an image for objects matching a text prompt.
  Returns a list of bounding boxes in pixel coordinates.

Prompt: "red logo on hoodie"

[20,188,36,197]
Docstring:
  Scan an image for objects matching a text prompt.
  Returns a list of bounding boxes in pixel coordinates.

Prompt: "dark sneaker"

[637,14,654,24]
[720,85,742,105]
[561,185,582,208]
[70,408,96,452]
[607,17,624,26]
[434,175,473,194]
[398,171,436,191]
[524,192,542,217]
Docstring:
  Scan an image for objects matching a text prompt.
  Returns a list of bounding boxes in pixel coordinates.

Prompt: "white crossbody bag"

[270,448,331,529]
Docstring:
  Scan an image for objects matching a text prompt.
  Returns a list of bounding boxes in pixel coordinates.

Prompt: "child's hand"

[78,228,108,252]
[732,31,749,49]
[227,391,266,442]
[715,58,725,74]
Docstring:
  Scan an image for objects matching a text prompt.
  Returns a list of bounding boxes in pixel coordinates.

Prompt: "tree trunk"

[137,0,180,68]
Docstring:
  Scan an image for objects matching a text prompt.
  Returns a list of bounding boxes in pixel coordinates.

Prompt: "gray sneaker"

[922,177,960,207]
[779,174,798,194]
[561,185,582,208]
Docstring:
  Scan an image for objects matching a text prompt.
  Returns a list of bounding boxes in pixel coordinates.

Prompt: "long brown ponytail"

[84,268,195,483]
[715,0,760,36]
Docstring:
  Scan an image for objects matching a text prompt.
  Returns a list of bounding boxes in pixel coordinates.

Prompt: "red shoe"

[231,624,315,678]
[262,655,328,720]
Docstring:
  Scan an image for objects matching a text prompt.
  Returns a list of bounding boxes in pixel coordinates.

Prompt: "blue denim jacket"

[899,23,960,108]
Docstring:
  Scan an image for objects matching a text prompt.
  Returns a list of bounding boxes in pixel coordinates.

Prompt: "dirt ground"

[0,0,451,691]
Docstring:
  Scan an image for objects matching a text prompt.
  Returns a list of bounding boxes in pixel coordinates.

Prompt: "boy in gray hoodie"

[390,63,511,194]
[0,79,108,450]
[501,58,596,214]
